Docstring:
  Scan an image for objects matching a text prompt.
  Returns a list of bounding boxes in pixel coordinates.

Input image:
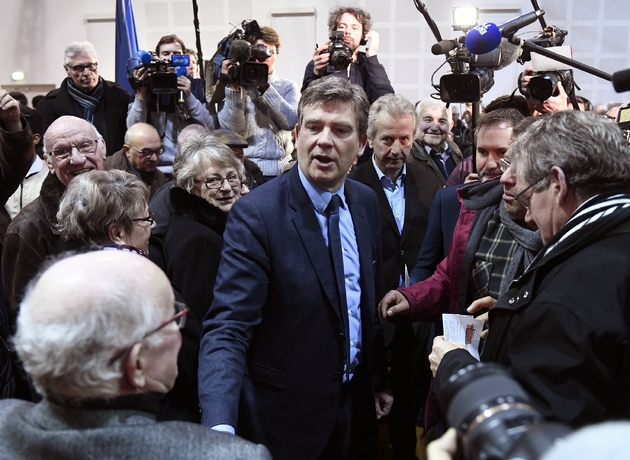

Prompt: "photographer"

[218,26,299,180]
[302,6,394,104]
[127,34,217,175]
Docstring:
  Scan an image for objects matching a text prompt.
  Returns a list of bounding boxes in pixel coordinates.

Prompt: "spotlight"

[452,6,479,32]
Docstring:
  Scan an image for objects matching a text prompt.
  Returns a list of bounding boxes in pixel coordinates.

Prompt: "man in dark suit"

[37,41,129,156]
[408,98,463,187]
[348,93,441,458]
[0,250,270,459]
[198,76,391,460]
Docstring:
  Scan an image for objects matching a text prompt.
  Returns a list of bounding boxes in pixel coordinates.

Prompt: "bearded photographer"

[302,6,394,104]
[218,26,299,180]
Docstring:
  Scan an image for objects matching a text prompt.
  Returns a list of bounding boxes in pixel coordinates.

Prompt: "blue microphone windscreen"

[138,50,153,65]
[171,55,190,67]
[175,66,188,77]
[465,23,502,55]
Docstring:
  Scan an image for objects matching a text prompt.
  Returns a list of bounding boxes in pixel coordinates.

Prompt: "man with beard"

[2,116,106,328]
[302,6,394,104]
[37,42,129,156]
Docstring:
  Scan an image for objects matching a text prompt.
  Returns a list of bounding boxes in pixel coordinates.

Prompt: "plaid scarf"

[66,77,104,123]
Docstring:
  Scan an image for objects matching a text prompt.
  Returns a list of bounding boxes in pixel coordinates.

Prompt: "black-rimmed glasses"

[514,175,547,210]
[132,212,155,226]
[130,145,164,158]
[194,174,241,190]
[68,62,98,74]
[50,139,101,161]
[108,301,188,366]
[499,157,511,172]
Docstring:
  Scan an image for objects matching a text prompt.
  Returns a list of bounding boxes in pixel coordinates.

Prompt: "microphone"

[612,68,630,93]
[137,50,153,65]
[431,38,463,55]
[494,38,523,70]
[175,66,188,104]
[466,10,545,55]
[229,40,252,63]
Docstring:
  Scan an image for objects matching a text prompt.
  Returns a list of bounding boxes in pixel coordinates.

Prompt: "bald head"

[44,116,106,186]
[14,251,175,402]
[123,123,162,173]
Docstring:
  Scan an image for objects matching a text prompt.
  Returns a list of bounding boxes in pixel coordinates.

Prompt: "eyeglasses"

[130,145,164,158]
[194,174,241,190]
[132,211,155,225]
[513,175,547,210]
[49,139,101,161]
[108,301,188,366]
[499,157,511,172]
[68,62,98,74]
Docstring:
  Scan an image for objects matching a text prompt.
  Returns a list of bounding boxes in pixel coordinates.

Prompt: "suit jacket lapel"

[287,168,344,321]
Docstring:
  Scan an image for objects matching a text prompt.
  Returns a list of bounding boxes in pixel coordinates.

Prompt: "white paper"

[442,314,484,360]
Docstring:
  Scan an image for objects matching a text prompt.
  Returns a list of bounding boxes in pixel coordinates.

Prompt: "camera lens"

[529,73,560,104]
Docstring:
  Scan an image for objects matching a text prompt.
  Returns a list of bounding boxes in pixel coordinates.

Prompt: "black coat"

[163,187,227,323]
[38,78,129,156]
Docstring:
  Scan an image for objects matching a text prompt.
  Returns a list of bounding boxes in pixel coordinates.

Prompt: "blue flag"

[115,0,139,94]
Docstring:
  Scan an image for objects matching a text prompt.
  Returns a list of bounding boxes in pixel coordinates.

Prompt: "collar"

[371,154,405,186]
[423,142,449,155]
[298,166,347,215]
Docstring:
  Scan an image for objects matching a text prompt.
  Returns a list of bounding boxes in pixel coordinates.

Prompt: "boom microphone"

[466,10,545,55]
[432,38,462,55]
[229,39,252,63]
[612,68,630,93]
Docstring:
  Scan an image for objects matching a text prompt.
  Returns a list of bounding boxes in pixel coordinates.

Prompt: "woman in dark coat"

[163,134,244,325]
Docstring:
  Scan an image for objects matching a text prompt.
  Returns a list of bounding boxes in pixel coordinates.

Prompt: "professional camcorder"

[439,49,501,103]
[210,19,269,89]
[127,51,190,94]
[438,362,572,459]
[321,30,353,71]
[527,69,575,105]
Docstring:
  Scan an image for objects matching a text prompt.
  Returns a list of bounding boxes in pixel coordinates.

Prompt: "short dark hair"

[9,91,27,106]
[484,94,530,117]
[155,34,185,55]
[298,76,369,139]
[254,26,281,54]
[475,109,525,143]
[328,6,372,35]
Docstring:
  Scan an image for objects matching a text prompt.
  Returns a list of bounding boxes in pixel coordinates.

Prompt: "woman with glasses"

[162,133,245,324]
[56,169,155,256]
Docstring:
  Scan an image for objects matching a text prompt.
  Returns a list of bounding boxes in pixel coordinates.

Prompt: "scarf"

[66,77,105,123]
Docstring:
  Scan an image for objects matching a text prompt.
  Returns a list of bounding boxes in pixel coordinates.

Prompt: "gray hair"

[172,133,244,192]
[415,97,452,126]
[328,6,372,35]
[63,41,98,65]
[367,94,416,141]
[56,170,149,245]
[298,76,370,139]
[43,116,102,155]
[509,110,630,200]
[14,252,165,403]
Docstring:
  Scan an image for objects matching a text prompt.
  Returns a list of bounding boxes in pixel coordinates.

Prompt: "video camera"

[210,19,269,89]
[439,48,501,103]
[438,362,573,459]
[127,51,190,94]
[321,30,353,71]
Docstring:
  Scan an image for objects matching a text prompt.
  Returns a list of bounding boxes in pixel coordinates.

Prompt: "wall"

[2,0,630,107]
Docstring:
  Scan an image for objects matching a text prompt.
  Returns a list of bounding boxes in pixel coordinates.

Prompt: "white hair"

[63,41,98,65]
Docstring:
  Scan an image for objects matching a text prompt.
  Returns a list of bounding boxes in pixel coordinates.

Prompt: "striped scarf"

[66,77,105,123]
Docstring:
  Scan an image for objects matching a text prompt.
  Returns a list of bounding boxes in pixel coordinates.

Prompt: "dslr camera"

[127,51,189,94]
[438,362,572,459]
[322,30,353,71]
[527,69,575,105]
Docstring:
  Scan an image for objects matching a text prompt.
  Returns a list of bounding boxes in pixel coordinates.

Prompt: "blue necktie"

[327,194,351,379]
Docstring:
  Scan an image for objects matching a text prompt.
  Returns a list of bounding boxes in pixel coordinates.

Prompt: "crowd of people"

[1,3,630,460]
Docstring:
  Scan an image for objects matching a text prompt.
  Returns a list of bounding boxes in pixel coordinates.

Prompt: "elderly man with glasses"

[105,123,167,199]
[430,109,630,430]
[0,250,271,459]
[2,116,106,329]
[37,41,129,156]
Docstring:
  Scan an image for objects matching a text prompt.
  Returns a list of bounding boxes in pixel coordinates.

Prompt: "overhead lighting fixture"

[11,71,25,81]
[452,6,479,32]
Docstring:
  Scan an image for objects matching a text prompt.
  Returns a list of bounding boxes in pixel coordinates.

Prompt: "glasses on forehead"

[132,211,155,226]
[108,301,188,366]
[49,139,101,161]
[514,175,547,210]
[194,174,241,190]
[130,145,164,158]
[499,157,511,172]
[68,62,98,74]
